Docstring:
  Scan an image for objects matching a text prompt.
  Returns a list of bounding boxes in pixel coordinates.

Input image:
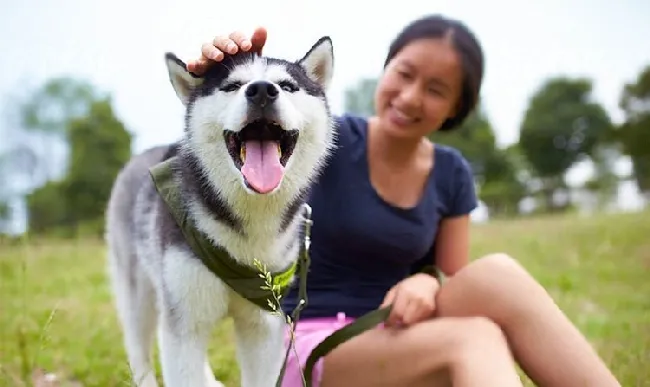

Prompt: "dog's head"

[165,37,335,198]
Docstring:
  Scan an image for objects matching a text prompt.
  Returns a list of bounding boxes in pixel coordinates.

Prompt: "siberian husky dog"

[105,37,335,387]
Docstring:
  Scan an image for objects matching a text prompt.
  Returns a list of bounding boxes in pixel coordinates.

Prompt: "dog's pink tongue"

[241,140,284,194]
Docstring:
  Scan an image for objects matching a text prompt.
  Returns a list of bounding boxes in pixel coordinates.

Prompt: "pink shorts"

[280,312,356,387]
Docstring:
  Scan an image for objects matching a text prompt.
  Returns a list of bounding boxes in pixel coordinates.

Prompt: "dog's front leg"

[234,310,287,387]
[158,310,213,387]
[157,249,226,387]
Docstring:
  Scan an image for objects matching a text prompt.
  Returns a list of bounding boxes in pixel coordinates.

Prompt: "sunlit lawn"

[1,210,648,386]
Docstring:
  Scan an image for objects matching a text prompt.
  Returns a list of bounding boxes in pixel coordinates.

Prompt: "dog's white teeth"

[240,145,246,163]
[277,143,282,157]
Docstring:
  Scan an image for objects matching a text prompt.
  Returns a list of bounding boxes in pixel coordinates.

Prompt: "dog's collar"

[148,156,310,314]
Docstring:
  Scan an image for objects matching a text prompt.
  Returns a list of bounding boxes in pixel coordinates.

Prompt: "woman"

[188,15,620,387]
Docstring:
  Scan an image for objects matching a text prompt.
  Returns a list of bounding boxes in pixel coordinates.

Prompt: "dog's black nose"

[245,81,279,107]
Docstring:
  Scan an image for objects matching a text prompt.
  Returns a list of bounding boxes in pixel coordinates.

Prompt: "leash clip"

[301,203,313,251]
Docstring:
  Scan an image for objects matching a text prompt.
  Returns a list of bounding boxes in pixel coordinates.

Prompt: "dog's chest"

[200,214,300,272]
[161,243,293,325]
[162,247,232,324]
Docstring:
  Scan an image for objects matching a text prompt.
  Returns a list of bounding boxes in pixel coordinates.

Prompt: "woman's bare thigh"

[319,315,522,387]
[319,318,458,387]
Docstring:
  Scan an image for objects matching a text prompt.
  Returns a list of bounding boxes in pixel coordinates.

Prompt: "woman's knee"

[469,252,527,278]
[442,252,529,295]
[389,317,512,385]
[436,252,540,321]
[440,317,522,386]
[469,252,544,300]
[441,317,515,372]
[416,317,509,364]
[448,316,508,354]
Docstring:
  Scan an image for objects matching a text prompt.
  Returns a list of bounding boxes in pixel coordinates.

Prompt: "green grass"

[1,211,649,386]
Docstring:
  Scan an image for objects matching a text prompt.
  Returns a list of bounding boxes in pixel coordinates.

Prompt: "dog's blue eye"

[221,82,242,92]
[279,81,298,93]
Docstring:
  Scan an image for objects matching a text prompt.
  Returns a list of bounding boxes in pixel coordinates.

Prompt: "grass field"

[1,210,649,386]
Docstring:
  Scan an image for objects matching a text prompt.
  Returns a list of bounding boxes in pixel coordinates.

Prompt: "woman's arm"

[380,214,472,326]
[434,214,472,276]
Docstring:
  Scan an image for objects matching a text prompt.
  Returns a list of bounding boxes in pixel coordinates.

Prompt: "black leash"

[274,204,313,387]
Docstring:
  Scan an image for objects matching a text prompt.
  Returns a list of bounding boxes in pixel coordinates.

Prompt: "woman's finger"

[212,35,238,55]
[387,290,409,327]
[229,31,252,51]
[401,298,423,326]
[201,42,224,61]
[187,56,211,74]
[380,286,397,309]
[250,26,267,54]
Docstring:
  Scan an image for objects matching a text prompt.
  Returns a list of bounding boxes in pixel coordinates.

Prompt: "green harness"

[149,156,446,387]
[149,156,305,313]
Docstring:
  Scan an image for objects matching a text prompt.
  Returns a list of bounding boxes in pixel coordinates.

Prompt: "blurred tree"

[479,146,528,217]
[344,78,378,116]
[519,77,613,211]
[433,106,526,217]
[21,77,97,132]
[25,180,69,235]
[582,145,621,210]
[61,97,132,230]
[18,77,99,183]
[19,79,133,236]
[430,104,497,177]
[0,127,40,233]
[617,65,650,198]
[0,76,101,232]
[0,153,9,224]
[0,201,8,222]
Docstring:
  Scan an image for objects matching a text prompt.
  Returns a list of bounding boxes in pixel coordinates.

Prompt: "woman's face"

[374,37,463,140]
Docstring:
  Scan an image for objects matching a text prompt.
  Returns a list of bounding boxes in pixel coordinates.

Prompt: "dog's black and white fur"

[105,37,336,387]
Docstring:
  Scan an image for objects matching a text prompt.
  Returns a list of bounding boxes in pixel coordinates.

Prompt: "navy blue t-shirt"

[281,114,478,319]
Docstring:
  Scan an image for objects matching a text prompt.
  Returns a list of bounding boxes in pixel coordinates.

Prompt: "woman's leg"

[436,253,620,387]
[319,316,522,387]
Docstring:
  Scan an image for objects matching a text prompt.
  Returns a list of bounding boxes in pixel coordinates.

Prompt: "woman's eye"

[398,71,412,79]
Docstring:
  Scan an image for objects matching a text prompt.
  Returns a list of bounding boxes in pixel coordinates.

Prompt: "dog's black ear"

[297,37,334,90]
[165,53,204,105]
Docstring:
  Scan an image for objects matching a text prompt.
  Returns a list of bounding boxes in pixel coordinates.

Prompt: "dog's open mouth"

[224,119,299,194]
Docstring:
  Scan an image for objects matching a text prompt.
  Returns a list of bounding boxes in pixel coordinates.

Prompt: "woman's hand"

[187,27,268,75]
[379,273,440,328]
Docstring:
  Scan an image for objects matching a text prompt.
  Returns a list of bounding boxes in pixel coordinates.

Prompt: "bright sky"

[0,0,648,226]
[2,0,649,148]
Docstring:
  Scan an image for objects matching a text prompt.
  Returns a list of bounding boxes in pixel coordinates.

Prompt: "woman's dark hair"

[384,14,485,131]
